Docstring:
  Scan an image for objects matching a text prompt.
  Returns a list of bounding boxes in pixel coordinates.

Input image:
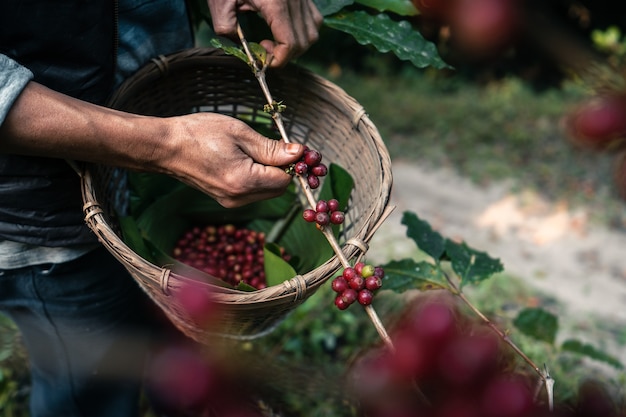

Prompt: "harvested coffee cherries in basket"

[332,262,384,310]
[172,224,291,290]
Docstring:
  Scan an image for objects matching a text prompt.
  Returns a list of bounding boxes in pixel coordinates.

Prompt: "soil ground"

[367,160,626,367]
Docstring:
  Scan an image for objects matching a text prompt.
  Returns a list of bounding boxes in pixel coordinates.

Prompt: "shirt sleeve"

[0,54,34,126]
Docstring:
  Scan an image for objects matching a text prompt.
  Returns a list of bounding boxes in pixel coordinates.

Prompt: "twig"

[235,23,394,351]
[443,271,555,410]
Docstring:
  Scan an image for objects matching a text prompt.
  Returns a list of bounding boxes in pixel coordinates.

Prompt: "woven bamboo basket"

[80,47,393,343]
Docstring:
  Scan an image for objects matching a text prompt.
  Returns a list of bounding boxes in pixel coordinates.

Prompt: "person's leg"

[0,247,159,417]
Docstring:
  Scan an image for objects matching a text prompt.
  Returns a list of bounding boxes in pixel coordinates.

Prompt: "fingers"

[219,133,304,207]
[207,0,323,67]
[206,0,238,36]
[261,0,323,67]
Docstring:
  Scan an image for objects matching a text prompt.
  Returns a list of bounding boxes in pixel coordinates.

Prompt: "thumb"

[244,137,304,167]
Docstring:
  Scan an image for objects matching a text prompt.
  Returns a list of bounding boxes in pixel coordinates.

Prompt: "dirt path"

[367,160,626,365]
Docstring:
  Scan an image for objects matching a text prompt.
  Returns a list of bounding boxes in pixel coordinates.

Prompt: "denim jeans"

[0,247,167,417]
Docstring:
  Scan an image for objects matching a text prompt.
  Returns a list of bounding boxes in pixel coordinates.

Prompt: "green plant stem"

[235,22,394,351]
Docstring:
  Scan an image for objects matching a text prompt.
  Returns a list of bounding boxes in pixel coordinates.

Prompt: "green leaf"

[381,258,448,292]
[118,215,156,263]
[319,163,354,213]
[356,0,418,16]
[445,240,503,287]
[324,11,450,69]
[401,211,445,261]
[264,243,298,287]
[209,37,248,63]
[313,0,354,16]
[561,339,624,370]
[513,308,558,345]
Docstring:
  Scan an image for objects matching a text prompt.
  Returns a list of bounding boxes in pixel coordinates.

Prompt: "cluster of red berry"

[172,224,290,289]
[331,262,384,310]
[302,198,345,227]
[351,297,541,417]
[294,146,328,189]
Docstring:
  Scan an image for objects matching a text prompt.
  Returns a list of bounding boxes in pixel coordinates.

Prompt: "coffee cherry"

[307,174,320,189]
[374,266,385,278]
[294,161,308,175]
[349,275,365,291]
[365,275,382,291]
[331,276,349,293]
[341,288,358,305]
[316,199,329,213]
[310,163,328,177]
[315,211,330,226]
[565,94,626,150]
[334,295,350,310]
[358,289,374,306]
[304,149,322,166]
[361,264,376,278]
[327,198,340,212]
[302,209,316,222]
[342,267,357,281]
[354,262,365,275]
[329,211,345,225]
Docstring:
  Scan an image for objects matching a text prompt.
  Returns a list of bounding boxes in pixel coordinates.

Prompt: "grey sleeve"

[0,54,34,126]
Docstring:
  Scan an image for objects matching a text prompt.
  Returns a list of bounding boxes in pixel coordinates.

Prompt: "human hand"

[207,0,323,67]
[162,112,304,207]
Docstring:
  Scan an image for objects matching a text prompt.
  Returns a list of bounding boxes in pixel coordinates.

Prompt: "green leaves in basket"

[264,242,298,287]
[118,160,354,290]
[117,215,155,263]
[385,211,503,292]
[318,163,354,214]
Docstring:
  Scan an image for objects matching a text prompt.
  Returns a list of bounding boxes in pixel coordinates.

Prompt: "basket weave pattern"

[80,48,393,342]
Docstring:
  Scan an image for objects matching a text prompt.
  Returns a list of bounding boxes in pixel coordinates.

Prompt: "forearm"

[0,81,173,172]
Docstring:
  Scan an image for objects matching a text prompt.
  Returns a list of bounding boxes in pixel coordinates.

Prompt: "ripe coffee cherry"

[566,94,626,150]
[294,161,308,175]
[349,275,365,291]
[334,295,350,310]
[365,275,382,291]
[316,199,329,213]
[327,198,340,212]
[450,0,520,56]
[304,149,322,166]
[331,276,349,293]
[310,163,328,177]
[357,289,374,306]
[315,211,330,226]
[307,174,320,189]
[329,211,345,225]
[354,262,365,275]
[342,267,357,281]
[374,266,385,279]
[341,288,358,305]
[302,209,316,222]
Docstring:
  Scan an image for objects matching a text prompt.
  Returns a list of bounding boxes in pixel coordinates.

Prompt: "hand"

[0,82,304,209]
[207,0,323,67]
[163,112,304,207]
